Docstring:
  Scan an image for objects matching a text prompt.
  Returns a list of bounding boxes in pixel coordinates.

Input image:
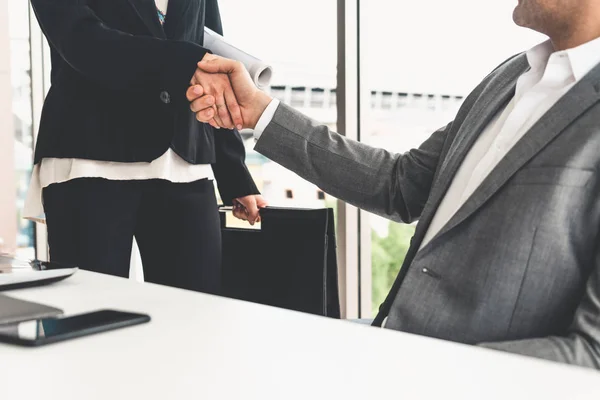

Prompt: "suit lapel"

[162,0,195,39]
[426,62,600,248]
[433,57,527,198]
[412,55,528,246]
[126,0,166,39]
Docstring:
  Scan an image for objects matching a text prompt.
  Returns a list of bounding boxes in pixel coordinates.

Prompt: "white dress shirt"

[24,0,213,220]
[254,36,600,250]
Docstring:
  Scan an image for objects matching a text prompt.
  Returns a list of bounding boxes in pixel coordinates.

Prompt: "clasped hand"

[190,54,244,131]
[188,54,272,131]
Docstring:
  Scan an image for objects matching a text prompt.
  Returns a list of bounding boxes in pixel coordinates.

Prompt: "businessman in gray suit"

[187,0,600,369]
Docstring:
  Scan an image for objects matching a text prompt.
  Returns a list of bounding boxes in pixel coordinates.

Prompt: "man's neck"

[549,20,600,51]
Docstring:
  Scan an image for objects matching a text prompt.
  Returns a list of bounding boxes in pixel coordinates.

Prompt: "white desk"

[1,271,599,399]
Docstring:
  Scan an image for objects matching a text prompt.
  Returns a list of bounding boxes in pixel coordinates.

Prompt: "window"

[0,0,35,258]
[360,0,544,316]
[310,88,326,109]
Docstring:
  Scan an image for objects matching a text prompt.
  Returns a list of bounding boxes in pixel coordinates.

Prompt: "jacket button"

[421,267,440,279]
[160,91,171,104]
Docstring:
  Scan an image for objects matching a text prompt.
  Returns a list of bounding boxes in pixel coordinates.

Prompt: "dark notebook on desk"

[0,294,63,325]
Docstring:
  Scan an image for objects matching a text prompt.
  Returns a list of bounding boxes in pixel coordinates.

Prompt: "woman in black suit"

[26,0,266,294]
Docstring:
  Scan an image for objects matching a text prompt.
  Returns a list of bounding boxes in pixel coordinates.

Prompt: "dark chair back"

[220,207,340,318]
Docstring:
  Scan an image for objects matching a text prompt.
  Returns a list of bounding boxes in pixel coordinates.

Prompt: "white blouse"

[24,0,214,220]
[156,0,169,14]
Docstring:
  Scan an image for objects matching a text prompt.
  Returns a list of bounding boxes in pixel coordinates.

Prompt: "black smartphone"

[0,309,150,347]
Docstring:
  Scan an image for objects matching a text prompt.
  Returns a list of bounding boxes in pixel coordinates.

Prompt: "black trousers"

[43,178,222,294]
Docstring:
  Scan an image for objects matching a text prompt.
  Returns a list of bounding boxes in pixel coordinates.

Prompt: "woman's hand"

[232,195,268,225]
[188,55,272,130]
[190,54,243,131]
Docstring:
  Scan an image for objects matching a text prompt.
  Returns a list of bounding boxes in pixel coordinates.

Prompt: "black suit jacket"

[30,0,259,203]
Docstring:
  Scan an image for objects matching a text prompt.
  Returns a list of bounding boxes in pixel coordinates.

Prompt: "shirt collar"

[526,36,600,82]
[525,40,554,73]
[565,35,600,81]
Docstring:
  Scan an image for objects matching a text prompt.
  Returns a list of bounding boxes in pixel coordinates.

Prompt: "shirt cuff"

[253,98,281,141]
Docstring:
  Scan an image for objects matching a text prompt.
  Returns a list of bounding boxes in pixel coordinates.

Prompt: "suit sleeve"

[478,257,600,369]
[30,0,209,105]
[251,52,523,222]
[211,129,260,205]
[254,103,449,223]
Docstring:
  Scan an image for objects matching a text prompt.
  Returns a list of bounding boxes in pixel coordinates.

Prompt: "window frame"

[29,2,50,260]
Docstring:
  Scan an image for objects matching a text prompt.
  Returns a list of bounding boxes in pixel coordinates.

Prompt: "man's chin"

[512,7,528,28]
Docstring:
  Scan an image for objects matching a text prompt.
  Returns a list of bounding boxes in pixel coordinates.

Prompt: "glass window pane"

[217,0,338,226]
[362,0,544,316]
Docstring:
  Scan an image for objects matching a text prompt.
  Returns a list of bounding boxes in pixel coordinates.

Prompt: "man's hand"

[190,54,244,130]
[232,195,268,225]
[187,55,272,130]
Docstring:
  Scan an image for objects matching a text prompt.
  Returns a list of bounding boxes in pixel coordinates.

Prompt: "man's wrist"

[252,97,280,141]
[247,92,274,130]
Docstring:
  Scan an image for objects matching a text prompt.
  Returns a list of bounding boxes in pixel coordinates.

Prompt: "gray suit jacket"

[255,53,600,369]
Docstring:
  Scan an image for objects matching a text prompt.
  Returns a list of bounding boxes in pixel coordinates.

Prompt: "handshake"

[188,54,273,132]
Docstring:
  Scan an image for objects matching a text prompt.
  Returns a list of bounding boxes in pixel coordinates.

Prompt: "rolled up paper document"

[203,28,273,89]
